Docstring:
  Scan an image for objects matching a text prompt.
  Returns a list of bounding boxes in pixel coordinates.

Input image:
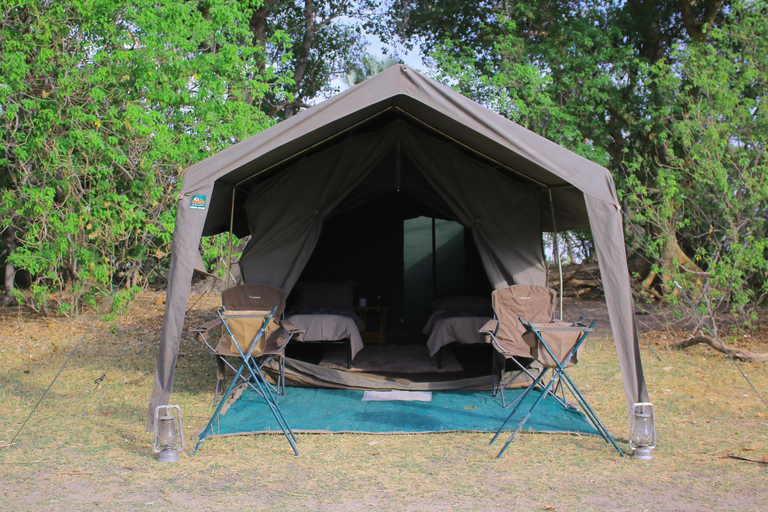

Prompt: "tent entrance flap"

[236,119,547,296]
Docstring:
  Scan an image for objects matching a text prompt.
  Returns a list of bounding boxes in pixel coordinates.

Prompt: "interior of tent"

[207,109,575,390]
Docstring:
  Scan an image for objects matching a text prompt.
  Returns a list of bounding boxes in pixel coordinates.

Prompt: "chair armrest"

[191,318,221,334]
[280,319,305,335]
[192,318,223,353]
[479,319,498,335]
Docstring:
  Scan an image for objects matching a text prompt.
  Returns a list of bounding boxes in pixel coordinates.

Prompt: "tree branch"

[671,335,768,362]
[679,0,724,43]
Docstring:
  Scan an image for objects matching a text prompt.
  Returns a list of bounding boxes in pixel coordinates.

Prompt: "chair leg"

[246,363,299,451]
[208,358,300,456]
[206,307,299,456]
[214,355,227,407]
[195,362,248,455]
[490,367,549,447]
[520,320,624,457]
[556,369,625,456]
[495,355,539,409]
[269,355,286,403]
[214,378,223,407]
[496,371,559,458]
[492,353,504,404]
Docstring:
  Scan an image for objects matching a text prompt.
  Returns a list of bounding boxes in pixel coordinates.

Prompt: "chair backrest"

[491,285,557,358]
[221,285,286,353]
[222,284,286,317]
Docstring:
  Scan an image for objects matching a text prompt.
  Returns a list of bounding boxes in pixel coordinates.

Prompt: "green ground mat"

[204,386,600,437]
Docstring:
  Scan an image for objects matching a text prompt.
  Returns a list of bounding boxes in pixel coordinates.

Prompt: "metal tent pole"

[549,189,563,320]
[225,186,235,290]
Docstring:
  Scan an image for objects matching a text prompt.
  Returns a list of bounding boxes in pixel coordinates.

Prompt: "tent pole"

[549,189,563,320]
[396,141,401,192]
[432,217,437,298]
[226,186,235,290]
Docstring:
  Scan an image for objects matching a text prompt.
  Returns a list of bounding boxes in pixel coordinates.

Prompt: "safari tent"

[147,64,649,431]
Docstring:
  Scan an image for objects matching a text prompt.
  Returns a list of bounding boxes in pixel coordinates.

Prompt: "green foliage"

[254,0,375,116]
[650,3,768,321]
[0,0,276,313]
[417,0,767,323]
[200,232,246,280]
[346,54,401,86]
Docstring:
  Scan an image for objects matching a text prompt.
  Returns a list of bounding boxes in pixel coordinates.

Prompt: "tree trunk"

[2,225,17,306]
[284,0,317,119]
[640,205,704,298]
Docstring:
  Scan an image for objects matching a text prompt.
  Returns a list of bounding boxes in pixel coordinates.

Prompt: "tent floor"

[279,343,530,391]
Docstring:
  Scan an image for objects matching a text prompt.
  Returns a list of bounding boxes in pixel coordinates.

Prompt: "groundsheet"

[203,387,599,436]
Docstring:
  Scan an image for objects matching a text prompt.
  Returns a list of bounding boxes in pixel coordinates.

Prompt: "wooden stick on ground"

[671,336,768,362]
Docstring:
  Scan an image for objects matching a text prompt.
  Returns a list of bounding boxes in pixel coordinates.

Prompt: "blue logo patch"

[190,194,207,210]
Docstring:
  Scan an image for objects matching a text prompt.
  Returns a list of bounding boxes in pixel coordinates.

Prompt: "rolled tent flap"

[586,194,650,409]
[147,184,213,430]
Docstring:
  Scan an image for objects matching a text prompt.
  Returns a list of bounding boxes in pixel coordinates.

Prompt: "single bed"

[423,296,494,357]
[285,281,365,368]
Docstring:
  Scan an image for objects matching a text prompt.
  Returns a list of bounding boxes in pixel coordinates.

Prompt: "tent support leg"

[549,189,563,320]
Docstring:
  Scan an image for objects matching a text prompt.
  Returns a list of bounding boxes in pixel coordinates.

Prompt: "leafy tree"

[0,0,277,313]
[249,0,377,118]
[633,3,768,323]
[346,53,401,86]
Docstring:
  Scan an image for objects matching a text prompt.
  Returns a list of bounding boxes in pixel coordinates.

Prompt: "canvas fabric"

[221,284,287,351]
[490,286,558,359]
[218,311,274,355]
[236,120,546,293]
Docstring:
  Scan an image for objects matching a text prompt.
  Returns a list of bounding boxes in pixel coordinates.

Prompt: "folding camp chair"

[193,285,302,456]
[192,285,303,406]
[489,318,624,457]
[479,285,557,408]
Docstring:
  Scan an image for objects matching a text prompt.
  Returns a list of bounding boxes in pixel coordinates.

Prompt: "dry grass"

[1,293,767,511]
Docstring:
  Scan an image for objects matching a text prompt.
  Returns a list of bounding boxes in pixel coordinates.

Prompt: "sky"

[364,32,426,71]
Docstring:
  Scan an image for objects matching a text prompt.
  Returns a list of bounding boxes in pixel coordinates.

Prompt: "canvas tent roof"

[148,64,648,431]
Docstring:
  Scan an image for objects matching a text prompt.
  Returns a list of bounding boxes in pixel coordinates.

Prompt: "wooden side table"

[354,306,390,345]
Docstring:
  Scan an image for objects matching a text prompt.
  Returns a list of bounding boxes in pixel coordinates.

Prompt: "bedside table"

[354,306,390,345]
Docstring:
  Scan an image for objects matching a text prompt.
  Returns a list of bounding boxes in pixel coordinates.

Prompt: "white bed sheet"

[423,311,492,357]
[286,311,365,359]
